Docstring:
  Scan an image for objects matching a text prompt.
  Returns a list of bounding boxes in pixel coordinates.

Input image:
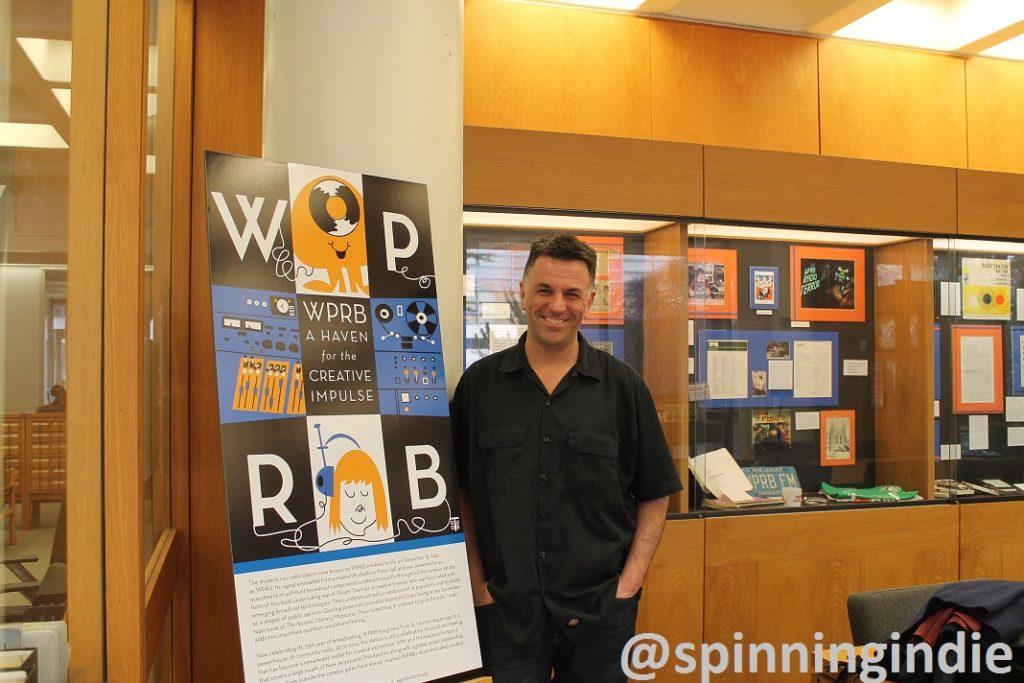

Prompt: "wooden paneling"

[960,501,1024,581]
[957,169,1024,238]
[651,20,818,154]
[966,58,1024,174]
[464,0,652,138]
[705,506,958,682]
[704,146,957,233]
[873,239,935,498]
[636,519,704,682]
[819,40,967,168]
[465,126,702,217]
[104,0,148,679]
[171,0,196,679]
[67,0,107,678]
[643,224,689,513]
[145,529,180,673]
[190,0,265,680]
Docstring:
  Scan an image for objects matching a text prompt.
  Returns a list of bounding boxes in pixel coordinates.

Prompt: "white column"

[263,0,465,385]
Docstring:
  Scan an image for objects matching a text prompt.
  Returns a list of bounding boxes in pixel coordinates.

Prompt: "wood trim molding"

[464,126,703,217]
[67,0,108,679]
[705,145,957,233]
[171,0,196,680]
[104,0,147,680]
[957,168,1024,238]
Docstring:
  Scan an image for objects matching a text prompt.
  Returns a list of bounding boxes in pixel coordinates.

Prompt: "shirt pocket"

[566,429,619,499]
[478,425,527,492]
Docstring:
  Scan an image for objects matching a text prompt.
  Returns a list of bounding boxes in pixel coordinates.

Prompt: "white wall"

[0,266,45,413]
[263,0,465,384]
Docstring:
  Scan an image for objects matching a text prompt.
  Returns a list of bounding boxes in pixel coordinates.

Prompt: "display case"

[461,213,1024,513]
[935,238,1024,498]
[688,223,1024,510]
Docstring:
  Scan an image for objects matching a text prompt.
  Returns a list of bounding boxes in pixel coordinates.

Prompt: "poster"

[205,152,480,682]
[790,246,866,322]
[579,235,625,324]
[820,410,856,466]
[961,257,1012,321]
[752,411,792,450]
[688,248,738,319]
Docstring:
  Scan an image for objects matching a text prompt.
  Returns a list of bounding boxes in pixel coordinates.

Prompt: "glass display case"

[462,213,1024,512]
[935,238,1024,498]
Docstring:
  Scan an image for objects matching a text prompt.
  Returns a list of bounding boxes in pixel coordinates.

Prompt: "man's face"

[340,480,376,537]
[519,256,595,352]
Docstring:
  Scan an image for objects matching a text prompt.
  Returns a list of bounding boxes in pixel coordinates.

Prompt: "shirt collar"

[499,332,603,381]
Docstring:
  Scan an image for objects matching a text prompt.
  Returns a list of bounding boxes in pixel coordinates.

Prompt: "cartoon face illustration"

[339,481,376,536]
[329,449,389,536]
[292,175,369,295]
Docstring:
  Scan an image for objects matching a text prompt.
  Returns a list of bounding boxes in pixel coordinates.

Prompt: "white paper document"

[959,335,995,405]
[767,360,794,390]
[843,359,869,376]
[1006,396,1024,422]
[794,411,820,430]
[940,282,951,316]
[688,357,695,376]
[969,414,989,451]
[1008,427,1024,448]
[793,340,833,398]
[463,274,476,297]
[688,448,752,498]
[488,324,527,354]
[1018,289,1024,321]
[934,400,941,418]
[688,319,694,346]
[706,340,749,399]
[480,302,512,320]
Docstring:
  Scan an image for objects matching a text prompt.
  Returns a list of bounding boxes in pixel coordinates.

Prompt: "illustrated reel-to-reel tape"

[375,300,438,349]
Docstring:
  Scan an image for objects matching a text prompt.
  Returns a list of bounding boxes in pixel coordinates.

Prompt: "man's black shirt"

[451,333,682,648]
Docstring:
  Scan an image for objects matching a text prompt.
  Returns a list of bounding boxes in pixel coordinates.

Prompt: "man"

[451,233,682,682]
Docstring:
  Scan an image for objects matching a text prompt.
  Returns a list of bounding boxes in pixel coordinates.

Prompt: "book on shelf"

[704,496,784,510]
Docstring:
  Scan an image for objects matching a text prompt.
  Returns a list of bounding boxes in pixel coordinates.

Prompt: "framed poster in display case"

[951,325,1004,414]
[791,245,866,322]
[688,247,737,319]
[820,409,856,466]
[750,266,779,310]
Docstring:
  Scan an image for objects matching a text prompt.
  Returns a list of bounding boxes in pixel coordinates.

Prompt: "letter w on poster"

[204,152,481,682]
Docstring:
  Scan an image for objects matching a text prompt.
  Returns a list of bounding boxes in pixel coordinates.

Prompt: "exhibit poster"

[751,411,792,449]
[961,257,1012,321]
[204,152,480,682]
[790,245,865,322]
[580,234,625,324]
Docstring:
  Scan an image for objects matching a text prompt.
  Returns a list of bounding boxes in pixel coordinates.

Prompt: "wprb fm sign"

[204,152,480,683]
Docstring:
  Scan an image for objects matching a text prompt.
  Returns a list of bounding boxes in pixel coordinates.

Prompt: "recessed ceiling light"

[51,88,71,116]
[15,37,72,83]
[980,32,1024,60]
[464,211,669,233]
[834,0,1024,52]
[521,0,645,11]
[0,122,68,149]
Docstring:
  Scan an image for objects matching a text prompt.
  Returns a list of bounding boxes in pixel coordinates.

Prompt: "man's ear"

[519,280,526,310]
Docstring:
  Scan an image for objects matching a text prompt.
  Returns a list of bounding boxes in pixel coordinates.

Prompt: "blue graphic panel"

[581,327,626,361]
[370,297,442,353]
[375,351,447,416]
[697,329,840,408]
[212,285,304,423]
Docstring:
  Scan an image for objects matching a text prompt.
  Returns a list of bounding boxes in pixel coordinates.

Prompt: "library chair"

[1,500,67,622]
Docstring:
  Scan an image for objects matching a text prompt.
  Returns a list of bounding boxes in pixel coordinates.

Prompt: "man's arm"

[460,490,494,606]
[615,495,670,598]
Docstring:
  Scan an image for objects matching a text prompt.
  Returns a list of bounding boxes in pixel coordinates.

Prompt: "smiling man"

[451,233,682,682]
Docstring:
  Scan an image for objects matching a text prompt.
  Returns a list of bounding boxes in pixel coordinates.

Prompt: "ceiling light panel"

[981,32,1024,60]
[834,0,1024,52]
[0,122,69,149]
[15,37,72,83]
[522,0,645,11]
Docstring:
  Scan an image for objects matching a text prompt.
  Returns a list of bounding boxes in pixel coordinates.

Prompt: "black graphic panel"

[221,417,317,564]
[381,415,462,541]
[362,175,437,298]
[205,152,295,291]
[297,294,378,415]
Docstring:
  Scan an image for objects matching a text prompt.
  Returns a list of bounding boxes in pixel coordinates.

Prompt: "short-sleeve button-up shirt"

[451,333,682,648]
